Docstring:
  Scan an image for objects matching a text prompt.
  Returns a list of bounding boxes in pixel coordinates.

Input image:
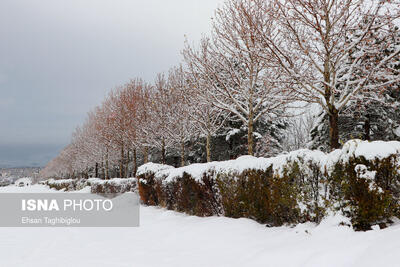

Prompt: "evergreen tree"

[181,113,288,164]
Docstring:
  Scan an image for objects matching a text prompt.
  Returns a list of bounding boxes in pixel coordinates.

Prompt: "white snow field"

[0,184,399,267]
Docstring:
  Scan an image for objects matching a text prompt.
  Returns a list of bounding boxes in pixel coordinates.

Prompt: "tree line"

[40,0,400,179]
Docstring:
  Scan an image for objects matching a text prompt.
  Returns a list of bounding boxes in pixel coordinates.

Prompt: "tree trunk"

[181,138,185,167]
[143,146,149,164]
[363,114,371,141]
[329,108,340,150]
[133,148,137,176]
[248,116,254,156]
[101,161,105,179]
[125,150,130,178]
[323,54,340,151]
[120,144,124,178]
[105,149,110,180]
[95,162,98,178]
[161,138,166,164]
[206,133,211,162]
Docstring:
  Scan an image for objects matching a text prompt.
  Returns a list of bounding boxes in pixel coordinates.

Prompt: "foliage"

[138,149,400,231]
[45,178,137,194]
[329,156,400,230]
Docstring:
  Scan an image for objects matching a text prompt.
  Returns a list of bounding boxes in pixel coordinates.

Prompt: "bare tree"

[119,79,145,176]
[282,109,316,151]
[183,0,293,155]
[145,74,176,164]
[166,66,197,166]
[253,0,400,149]
[184,66,229,162]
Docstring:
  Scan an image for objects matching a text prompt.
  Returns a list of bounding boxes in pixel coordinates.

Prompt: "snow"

[355,164,376,181]
[14,177,32,186]
[0,184,399,267]
[355,164,380,192]
[136,162,175,177]
[349,140,400,160]
[141,150,325,183]
[395,126,400,137]
[0,184,57,193]
[45,178,137,192]
[140,140,400,183]
[46,178,74,185]
[87,177,137,185]
[225,128,241,141]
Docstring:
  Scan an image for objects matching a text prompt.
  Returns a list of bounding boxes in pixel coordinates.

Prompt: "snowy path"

[0,185,399,267]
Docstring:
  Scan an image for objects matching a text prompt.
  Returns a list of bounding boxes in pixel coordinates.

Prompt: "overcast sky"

[0,0,224,167]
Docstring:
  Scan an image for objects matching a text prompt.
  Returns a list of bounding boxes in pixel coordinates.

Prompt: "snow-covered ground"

[0,184,58,193]
[0,184,399,267]
[14,177,33,187]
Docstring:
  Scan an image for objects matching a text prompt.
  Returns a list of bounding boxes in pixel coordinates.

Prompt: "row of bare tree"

[41,0,400,179]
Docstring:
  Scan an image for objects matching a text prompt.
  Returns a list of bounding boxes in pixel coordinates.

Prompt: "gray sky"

[0,0,224,167]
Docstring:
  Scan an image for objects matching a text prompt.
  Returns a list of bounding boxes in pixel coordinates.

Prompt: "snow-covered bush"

[167,172,220,216]
[217,168,301,226]
[137,140,400,230]
[88,178,137,194]
[46,179,77,191]
[45,178,137,194]
[138,167,221,216]
[329,155,400,230]
[137,169,162,206]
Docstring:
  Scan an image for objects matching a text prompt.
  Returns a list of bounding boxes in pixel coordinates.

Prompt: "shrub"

[139,171,222,216]
[89,178,137,194]
[217,168,301,226]
[284,161,328,223]
[46,179,77,191]
[136,141,400,231]
[329,156,400,230]
[45,178,137,194]
[172,172,221,216]
[138,172,160,206]
[217,169,272,223]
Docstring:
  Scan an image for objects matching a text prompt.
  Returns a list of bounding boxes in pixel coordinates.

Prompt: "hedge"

[138,140,400,231]
[45,178,137,194]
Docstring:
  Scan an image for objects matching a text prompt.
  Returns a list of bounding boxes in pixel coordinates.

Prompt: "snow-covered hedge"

[87,178,137,194]
[45,179,78,191]
[45,178,137,193]
[137,140,400,230]
[136,162,175,177]
[139,140,400,183]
